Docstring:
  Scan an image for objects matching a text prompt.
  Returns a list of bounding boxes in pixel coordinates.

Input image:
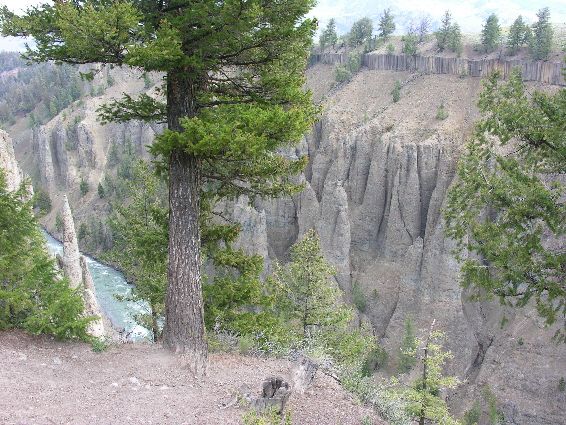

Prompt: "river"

[43,231,150,341]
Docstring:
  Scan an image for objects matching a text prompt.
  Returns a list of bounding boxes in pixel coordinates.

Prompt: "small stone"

[110,382,119,388]
[129,377,140,385]
[160,385,169,390]
[53,357,62,365]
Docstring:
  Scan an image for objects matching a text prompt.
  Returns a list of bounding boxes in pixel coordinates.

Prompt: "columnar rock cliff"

[251,65,565,424]
[62,195,83,289]
[61,195,106,339]
[0,129,24,191]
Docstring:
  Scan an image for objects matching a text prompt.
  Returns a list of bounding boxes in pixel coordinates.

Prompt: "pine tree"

[530,7,553,60]
[97,182,105,198]
[507,15,529,55]
[319,18,338,51]
[402,323,460,425]
[402,25,418,55]
[378,9,395,40]
[348,17,374,47]
[269,229,375,365]
[398,317,417,373]
[1,0,317,369]
[448,23,463,56]
[436,11,452,51]
[445,69,566,342]
[481,13,501,53]
[270,229,349,339]
[0,172,90,339]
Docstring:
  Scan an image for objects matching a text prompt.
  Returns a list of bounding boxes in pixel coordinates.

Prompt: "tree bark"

[162,69,208,372]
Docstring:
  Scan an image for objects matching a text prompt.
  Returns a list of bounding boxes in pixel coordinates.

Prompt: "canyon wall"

[310,52,566,86]
[9,61,566,424]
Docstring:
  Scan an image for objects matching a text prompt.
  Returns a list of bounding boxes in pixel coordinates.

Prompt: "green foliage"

[378,9,395,40]
[335,65,352,83]
[507,15,531,55]
[398,317,417,373]
[482,385,504,424]
[142,72,152,89]
[481,14,501,53]
[269,230,349,339]
[402,31,418,55]
[436,11,453,51]
[0,172,90,340]
[530,7,553,60]
[0,52,84,127]
[242,407,292,425]
[436,102,448,120]
[340,367,412,425]
[386,43,395,55]
[55,213,63,233]
[361,345,389,376]
[269,230,377,366]
[97,182,105,198]
[352,281,367,313]
[462,402,481,425]
[444,69,566,342]
[348,17,374,47]
[107,161,279,342]
[391,80,401,103]
[558,377,565,392]
[78,222,88,241]
[334,51,363,83]
[436,11,462,55]
[320,18,338,51]
[401,329,460,425]
[107,161,168,341]
[91,337,109,352]
[79,178,89,197]
[33,187,51,215]
[106,141,119,166]
[448,23,463,56]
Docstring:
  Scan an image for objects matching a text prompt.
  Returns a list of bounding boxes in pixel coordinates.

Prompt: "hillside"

[2,45,565,424]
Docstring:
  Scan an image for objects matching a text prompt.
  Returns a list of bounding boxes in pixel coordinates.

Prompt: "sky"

[1,0,565,51]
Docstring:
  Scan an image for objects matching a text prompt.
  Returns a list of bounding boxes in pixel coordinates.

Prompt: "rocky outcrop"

[62,195,83,289]
[80,256,106,339]
[61,194,106,338]
[242,67,565,424]
[311,53,566,86]
[0,129,24,191]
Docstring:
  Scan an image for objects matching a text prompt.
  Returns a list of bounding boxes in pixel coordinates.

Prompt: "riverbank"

[42,230,151,340]
[0,330,381,424]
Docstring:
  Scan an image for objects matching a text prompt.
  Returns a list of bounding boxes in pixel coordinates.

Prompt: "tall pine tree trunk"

[163,70,207,372]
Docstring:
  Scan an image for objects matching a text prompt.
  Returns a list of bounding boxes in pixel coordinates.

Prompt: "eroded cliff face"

[8,63,565,423]
[0,129,24,191]
[252,66,565,424]
[11,65,163,239]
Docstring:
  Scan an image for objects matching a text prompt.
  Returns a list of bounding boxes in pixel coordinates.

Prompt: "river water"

[43,231,150,341]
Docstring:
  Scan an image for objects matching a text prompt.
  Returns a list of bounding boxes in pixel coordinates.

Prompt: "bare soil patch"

[0,331,381,425]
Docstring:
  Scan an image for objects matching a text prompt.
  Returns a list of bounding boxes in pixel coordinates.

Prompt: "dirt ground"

[0,331,382,425]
